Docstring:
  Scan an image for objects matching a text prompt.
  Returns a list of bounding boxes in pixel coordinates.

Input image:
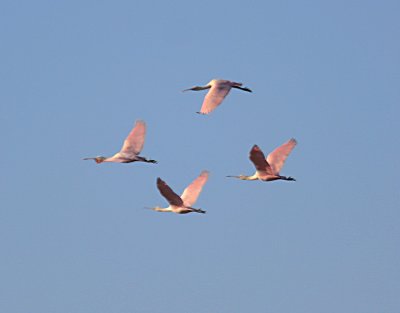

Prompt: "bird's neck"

[241,174,258,180]
[153,207,172,212]
[227,174,258,180]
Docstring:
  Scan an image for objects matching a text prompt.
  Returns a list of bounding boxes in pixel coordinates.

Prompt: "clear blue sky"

[1,1,399,312]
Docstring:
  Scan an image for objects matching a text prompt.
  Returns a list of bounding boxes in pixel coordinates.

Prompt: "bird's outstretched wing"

[266,138,297,175]
[199,81,231,114]
[181,171,209,207]
[249,145,274,178]
[120,120,146,155]
[157,178,183,206]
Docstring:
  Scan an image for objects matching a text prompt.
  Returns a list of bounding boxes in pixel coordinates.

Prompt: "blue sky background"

[1,1,399,312]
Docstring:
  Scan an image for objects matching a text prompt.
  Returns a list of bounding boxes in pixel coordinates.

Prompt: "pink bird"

[183,79,252,114]
[151,171,209,214]
[83,120,157,164]
[227,139,297,182]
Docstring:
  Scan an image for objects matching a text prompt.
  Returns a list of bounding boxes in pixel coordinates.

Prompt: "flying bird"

[83,120,157,164]
[227,139,297,182]
[183,79,252,114]
[151,171,209,214]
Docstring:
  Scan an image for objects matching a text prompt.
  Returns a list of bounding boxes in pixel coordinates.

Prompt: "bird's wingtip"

[135,119,146,125]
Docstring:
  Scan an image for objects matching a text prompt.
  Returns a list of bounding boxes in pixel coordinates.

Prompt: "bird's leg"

[137,156,158,164]
[232,86,252,93]
[190,208,206,214]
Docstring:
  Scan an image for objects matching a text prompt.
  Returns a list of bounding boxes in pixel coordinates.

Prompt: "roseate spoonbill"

[227,139,297,182]
[183,79,252,114]
[151,171,209,214]
[83,120,157,164]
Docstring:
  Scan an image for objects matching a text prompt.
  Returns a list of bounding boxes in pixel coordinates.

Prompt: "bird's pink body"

[83,120,157,164]
[184,79,252,115]
[227,139,297,182]
[152,171,209,214]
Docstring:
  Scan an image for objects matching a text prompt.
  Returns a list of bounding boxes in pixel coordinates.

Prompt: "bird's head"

[182,85,211,92]
[146,206,168,212]
[83,156,107,164]
[226,174,247,180]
